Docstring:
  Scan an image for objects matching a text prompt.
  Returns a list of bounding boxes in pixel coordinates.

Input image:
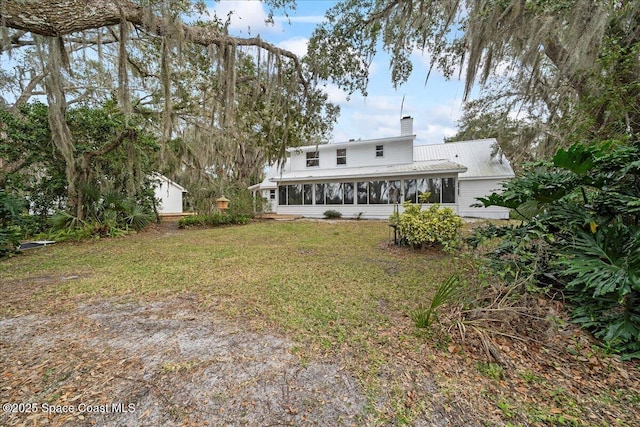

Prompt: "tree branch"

[0,29,27,52]
[0,0,307,89]
[13,73,45,109]
[83,128,136,166]
[0,157,27,177]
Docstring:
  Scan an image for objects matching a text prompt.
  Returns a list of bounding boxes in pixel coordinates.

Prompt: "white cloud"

[362,95,405,113]
[277,36,309,57]
[321,83,352,106]
[329,95,463,145]
[207,1,282,35]
[344,111,406,141]
[412,102,463,144]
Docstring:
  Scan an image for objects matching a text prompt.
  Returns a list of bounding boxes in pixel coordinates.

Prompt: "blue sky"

[205,0,467,146]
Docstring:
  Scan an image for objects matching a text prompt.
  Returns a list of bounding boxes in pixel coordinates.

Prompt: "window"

[404,179,417,203]
[269,189,276,200]
[442,178,455,203]
[336,148,347,165]
[408,177,455,203]
[326,183,343,204]
[388,180,401,204]
[303,184,313,205]
[306,151,319,167]
[287,184,302,205]
[343,182,354,204]
[369,180,387,204]
[375,145,384,157]
[314,183,325,205]
[357,182,368,204]
[278,186,287,205]
[417,178,441,203]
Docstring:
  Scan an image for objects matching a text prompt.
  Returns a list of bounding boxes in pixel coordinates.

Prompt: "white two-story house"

[249,117,514,219]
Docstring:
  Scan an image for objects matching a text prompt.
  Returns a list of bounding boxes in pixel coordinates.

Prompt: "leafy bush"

[47,220,127,242]
[395,201,464,252]
[178,212,250,228]
[0,190,25,257]
[184,184,256,217]
[19,214,51,237]
[474,141,640,357]
[323,209,342,219]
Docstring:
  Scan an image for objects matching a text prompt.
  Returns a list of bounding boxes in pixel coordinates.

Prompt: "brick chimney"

[400,116,413,136]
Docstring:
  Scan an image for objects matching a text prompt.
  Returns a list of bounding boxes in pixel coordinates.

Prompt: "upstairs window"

[336,148,347,165]
[375,145,384,157]
[306,151,319,167]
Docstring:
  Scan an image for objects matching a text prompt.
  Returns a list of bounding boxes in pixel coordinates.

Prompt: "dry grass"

[2,219,638,426]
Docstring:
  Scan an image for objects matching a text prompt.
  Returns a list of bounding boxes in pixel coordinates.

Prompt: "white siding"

[263,190,275,212]
[458,179,509,219]
[289,138,414,171]
[336,140,413,168]
[154,180,184,214]
[290,150,312,170]
[277,203,459,220]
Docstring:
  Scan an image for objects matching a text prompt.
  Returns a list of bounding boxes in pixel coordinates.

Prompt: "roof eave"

[288,135,416,152]
[459,174,515,180]
[270,167,467,183]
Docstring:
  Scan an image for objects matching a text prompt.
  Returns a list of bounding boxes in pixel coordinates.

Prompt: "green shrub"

[178,212,250,228]
[1,190,25,257]
[395,201,464,252]
[19,214,50,237]
[323,209,342,219]
[475,141,640,358]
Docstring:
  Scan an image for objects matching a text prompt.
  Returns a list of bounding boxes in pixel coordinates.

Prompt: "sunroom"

[272,160,467,219]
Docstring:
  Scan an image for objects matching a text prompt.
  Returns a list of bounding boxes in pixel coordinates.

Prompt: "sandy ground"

[1,296,373,426]
[1,293,467,427]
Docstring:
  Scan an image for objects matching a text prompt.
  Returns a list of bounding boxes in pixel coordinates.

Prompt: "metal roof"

[413,138,515,179]
[268,159,467,183]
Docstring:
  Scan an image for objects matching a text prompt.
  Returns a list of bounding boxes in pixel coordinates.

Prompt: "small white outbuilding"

[152,173,187,215]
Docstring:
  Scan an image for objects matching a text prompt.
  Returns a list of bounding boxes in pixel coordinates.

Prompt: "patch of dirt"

[0,297,368,426]
[2,271,638,426]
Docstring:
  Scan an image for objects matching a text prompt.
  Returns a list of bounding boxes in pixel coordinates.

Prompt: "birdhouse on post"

[215,196,230,211]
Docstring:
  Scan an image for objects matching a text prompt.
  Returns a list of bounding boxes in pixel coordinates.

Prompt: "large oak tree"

[1,0,336,219]
[306,0,640,160]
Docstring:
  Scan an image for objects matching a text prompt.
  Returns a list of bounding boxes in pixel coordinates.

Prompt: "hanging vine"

[1,0,337,218]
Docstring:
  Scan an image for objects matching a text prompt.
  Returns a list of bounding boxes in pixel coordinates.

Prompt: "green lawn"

[2,219,638,426]
[3,220,457,346]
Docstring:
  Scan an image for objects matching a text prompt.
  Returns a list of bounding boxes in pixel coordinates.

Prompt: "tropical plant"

[178,212,250,228]
[412,275,462,328]
[474,141,640,357]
